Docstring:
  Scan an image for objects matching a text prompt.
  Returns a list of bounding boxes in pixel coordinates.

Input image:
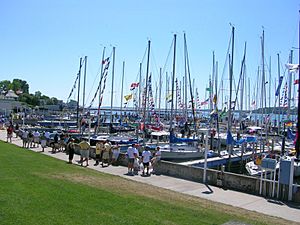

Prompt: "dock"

[179,151,254,167]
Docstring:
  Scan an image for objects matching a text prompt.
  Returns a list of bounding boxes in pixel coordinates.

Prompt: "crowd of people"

[3,122,162,175]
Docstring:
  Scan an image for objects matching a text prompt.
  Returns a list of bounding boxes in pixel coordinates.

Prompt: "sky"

[0,0,299,109]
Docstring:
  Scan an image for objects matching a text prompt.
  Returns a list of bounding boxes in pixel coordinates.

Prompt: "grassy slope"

[0,141,293,225]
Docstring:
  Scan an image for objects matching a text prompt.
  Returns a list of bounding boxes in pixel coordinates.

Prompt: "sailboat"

[155,34,204,160]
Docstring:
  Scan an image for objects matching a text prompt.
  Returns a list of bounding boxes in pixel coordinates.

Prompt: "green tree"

[11,79,29,94]
[0,80,12,92]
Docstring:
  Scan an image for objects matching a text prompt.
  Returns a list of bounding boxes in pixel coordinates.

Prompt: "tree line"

[0,79,60,107]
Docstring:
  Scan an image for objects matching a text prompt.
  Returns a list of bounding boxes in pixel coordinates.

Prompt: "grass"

[0,141,294,225]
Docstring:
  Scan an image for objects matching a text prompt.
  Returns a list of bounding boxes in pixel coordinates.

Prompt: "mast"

[184,33,188,121]
[288,50,293,119]
[97,47,106,133]
[170,34,177,132]
[269,56,271,110]
[228,26,234,169]
[184,33,197,130]
[82,56,87,115]
[143,40,151,135]
[120,61,125,121]
[261,29,266,123]
[110,47,116,124]
[76,57,83,129]
[277,53,281,132]
[165,72,168,118]
[138,63,142,115]
[296,9,300,159]
[159,68,162,119]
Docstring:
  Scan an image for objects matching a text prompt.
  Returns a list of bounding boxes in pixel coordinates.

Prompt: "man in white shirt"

[126,144,137,175]
[33,130,40,148]
[141,147,152,176]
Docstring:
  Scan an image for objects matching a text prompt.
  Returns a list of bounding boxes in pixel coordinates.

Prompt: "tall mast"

[82,56,87,115]
[165,72,168,117]
[120,61,125,121]
[77,57,83,129]
[277,53,281,132]
[170,34,177,131]
[184,33,188,121]
[288,50,293,119]
[228,26,234,168]
[143,40,151,133]
[159,67,162,119]
[228,26,234,131]
[110,47,116,124]
[184,33,196,130]
[269,56,271,110]
[248,78,250,111]
[97,47,106,132]
[138,63,142,114]
[261,29,266,122]
[296,9,300,159]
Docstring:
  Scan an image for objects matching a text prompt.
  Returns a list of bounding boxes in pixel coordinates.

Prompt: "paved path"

[1,130,300,224]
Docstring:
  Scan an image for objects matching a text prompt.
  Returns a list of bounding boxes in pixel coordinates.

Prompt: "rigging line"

[217,34,232,98]
[85,50,108,106]
[150,46,161,85]
[89,48,113,108]
[161,38,174,77]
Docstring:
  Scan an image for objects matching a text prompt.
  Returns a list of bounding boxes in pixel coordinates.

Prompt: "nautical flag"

[275,76,283,96]
[285,63,299,73]
[130,82,139,90]
[166,93,172,102]
[124,94,133,101]
[200,98,209,105]
[219,107,227,118]
[206,87,212,92]
[280,82,288,107]
[213,94,217,104]
[285,121,293,127]
[98,57,111,110]
[294,79,299,85]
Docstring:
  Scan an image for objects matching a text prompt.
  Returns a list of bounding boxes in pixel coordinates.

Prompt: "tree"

[11,79,29,94]
[0,80,12,92]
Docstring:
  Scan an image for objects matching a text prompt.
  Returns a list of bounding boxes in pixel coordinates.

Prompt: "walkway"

[1,130,299,224]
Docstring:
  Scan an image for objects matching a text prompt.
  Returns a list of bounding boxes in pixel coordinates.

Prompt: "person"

[40,132,47,152]
[52,133,59,153]
[94,140,104,166]
[102,140,111,167]
[151,146,162,174]
[78,140,90,167]
[33,130,40,148]
[141,147,152,176]
[111,143,120,165]
[59,133,65,152]
[22,129,29,148]
[14,123,19,138]
[27,130,33,148]
[45,131,50,144]
[6,125,13,143]
[66,138,75,164]
[126,143,137,175]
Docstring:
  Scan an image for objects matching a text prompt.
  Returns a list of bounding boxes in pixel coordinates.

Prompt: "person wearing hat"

[78,140,90,167]
[94,140,104,166]
[67,138,75,164]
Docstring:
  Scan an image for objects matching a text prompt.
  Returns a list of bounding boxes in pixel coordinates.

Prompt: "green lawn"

[0,141,289,225]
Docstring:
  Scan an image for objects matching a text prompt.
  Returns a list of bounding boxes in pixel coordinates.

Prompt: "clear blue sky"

[0,0,299,109]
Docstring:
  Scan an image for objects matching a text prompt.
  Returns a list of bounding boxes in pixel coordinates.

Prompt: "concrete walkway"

[1,130,300,224]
